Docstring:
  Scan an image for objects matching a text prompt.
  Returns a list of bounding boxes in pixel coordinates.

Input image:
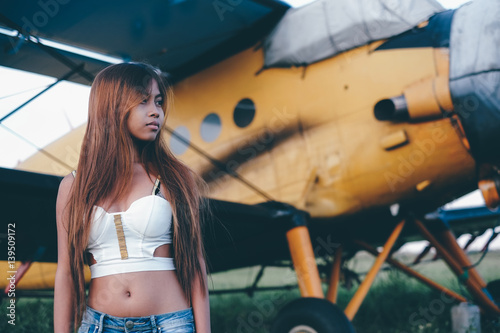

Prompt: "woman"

[54,62,211,333]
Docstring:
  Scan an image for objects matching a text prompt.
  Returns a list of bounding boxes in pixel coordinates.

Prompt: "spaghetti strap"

[74,170,161,196]
[152,176,161,195]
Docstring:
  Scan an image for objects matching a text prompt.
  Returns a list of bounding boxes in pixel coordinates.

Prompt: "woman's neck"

[132,139,147,163]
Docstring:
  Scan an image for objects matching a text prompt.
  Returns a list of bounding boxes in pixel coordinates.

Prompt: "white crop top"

[73,171,175,279]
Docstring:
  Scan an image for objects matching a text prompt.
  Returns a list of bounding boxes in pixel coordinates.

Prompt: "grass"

[1,252,500,332]
[0,297,53,332]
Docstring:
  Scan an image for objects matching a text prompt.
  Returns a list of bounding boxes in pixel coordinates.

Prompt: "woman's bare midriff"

[86,244,190,317]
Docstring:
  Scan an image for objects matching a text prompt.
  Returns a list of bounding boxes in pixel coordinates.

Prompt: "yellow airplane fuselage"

[169,43,475,218]
[19,42,476,218]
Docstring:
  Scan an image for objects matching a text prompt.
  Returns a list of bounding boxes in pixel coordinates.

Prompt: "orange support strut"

[437,228,487,289]
[414,219,500,315]
[345,220,405,320]
[286,226,324,298]
[326,245,342,303]
[354,240,467,303]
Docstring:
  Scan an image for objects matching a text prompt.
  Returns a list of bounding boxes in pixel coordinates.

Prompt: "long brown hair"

[66,62,210,330]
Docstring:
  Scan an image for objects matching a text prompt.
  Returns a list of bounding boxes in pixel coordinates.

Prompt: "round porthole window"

[200,113,222,142]
[169,125,190,155]
[233,98,255,128]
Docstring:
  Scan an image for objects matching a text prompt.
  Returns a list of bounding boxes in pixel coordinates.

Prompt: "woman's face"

[127,79,165,142]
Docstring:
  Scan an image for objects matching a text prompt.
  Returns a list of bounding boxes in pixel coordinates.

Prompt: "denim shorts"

[77,305,195,333]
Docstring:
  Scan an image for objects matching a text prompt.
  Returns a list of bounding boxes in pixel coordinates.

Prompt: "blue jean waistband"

[81,305,194,331]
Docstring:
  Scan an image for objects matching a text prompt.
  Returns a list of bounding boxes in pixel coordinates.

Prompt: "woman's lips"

[147,122,159,130]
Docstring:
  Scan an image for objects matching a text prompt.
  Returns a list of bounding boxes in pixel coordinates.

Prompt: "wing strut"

[0,64,84,123]
[345,220,405,320]
[414,218,500,315]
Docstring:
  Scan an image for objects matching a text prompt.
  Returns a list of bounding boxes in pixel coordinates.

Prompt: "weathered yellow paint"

[169,44,474,217]
[18,43,476,220]
[380,130,408,150]
[0,261,90,289]
[404,76,450,119]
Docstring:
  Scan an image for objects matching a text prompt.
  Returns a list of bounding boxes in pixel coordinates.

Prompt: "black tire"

[271,298,356,333]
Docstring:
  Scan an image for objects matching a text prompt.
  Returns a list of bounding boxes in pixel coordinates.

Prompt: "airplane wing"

[0,0,290,84]
[0,167,296,273]
[2,166,497,271]
[0,167,60,264]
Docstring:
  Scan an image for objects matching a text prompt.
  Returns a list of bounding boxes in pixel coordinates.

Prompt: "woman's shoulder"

[58,171,76,195]
[56,172,76,219]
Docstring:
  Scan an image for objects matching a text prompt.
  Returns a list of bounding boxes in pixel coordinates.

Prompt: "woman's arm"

[191,253,211,333]
[54,174,76,333]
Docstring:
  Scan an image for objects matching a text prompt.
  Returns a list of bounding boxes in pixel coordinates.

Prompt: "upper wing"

[0,167,61,264]
[0,167,296,274]
[0,0,289,84]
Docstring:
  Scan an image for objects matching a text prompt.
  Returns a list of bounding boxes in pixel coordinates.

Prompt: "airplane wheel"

[487,279,500,304]
[271,298,356,333]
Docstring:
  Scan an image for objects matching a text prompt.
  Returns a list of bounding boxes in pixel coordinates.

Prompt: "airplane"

[1,0,500,331]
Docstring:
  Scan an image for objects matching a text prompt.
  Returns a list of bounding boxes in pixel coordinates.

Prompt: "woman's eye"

[141,99,148,104]
[156,99,163,106]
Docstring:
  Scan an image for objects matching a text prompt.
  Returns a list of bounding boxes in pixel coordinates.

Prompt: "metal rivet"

[125,320,134,329]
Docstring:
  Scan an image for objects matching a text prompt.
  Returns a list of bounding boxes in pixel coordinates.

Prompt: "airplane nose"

[448,0,500,208]
[448,0,500,165]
